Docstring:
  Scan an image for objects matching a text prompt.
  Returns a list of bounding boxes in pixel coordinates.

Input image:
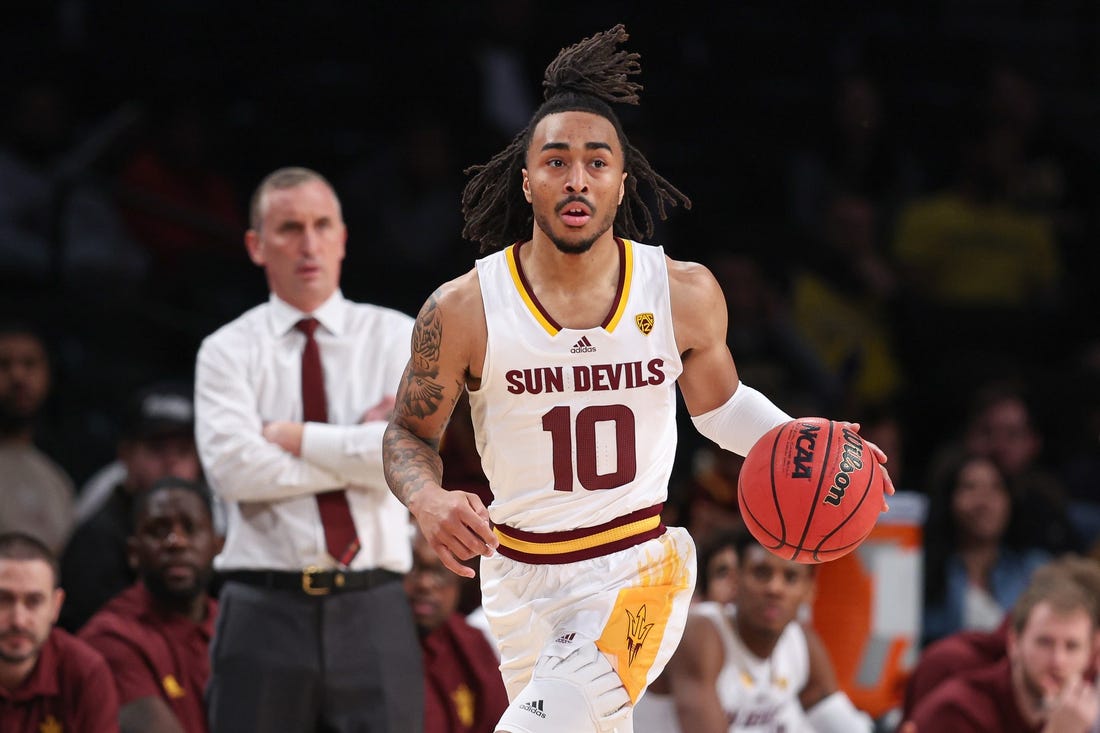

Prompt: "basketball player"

[383,25,894,733]
[633,528,872,732]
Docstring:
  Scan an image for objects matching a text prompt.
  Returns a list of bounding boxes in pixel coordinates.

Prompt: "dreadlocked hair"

[461,23,691,253]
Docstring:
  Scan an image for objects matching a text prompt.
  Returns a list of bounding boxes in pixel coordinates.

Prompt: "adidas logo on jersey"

[554,632,576,645]
[570,336,596,353]
[520,699,547,718]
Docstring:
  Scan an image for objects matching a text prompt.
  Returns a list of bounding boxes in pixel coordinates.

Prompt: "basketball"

[737,417,884,564]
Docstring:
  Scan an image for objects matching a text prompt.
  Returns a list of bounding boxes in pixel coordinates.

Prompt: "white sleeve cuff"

[690,383,792,456]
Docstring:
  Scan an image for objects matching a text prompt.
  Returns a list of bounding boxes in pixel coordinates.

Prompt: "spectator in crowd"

[963,378,1082,554]
[891,112,1063,442]
[194,166,421,732]
[634,528,872,732]
[406,526,507,733]
[0,321,75,554]
[906,554,1100,732]
[59,380,202,632]
[921,450,1051,646]
[80,477,219,733]
[903,552,1100,720]
[892,116,1063,318]
[790,190,904,414]
[694,526,742,606]
[71,380,203,523]
[0,531,119,731]
[977,61,1086,254]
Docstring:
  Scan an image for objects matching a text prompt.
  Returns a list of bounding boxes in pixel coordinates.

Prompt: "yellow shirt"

[893,193,1059,307]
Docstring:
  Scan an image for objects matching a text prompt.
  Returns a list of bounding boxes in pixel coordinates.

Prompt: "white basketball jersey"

[633,602,811,733]
[469,238,682,532]
[705,602,810,732]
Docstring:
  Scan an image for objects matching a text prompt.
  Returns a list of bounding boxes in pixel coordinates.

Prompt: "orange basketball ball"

[737,417,884,564]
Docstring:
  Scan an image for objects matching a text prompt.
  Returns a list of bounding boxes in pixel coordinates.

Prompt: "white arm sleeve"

[805,691,874,733]
[689,383,793,456]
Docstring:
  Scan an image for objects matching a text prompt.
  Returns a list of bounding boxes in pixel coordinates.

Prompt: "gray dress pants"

[206,577,423,732]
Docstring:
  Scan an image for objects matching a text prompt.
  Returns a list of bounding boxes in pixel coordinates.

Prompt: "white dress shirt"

[195,290,415,573]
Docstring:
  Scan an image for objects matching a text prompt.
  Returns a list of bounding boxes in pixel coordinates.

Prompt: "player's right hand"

[411,486,498,578]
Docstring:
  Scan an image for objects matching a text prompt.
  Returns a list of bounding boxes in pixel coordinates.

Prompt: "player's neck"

[520,235,621,329]
[525,231,619,283]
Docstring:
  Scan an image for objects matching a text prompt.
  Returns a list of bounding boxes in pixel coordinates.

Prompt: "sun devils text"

[505,359,666,395]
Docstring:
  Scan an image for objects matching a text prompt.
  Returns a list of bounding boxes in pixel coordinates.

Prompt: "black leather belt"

[221,566,402,596]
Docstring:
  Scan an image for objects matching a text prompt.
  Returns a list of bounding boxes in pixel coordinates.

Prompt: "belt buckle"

[301,566,330,596]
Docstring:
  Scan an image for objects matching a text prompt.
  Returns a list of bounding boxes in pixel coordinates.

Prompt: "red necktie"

[297,318,360,566]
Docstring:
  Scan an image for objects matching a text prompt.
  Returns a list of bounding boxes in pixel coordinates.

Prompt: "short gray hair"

[249,166,341,230]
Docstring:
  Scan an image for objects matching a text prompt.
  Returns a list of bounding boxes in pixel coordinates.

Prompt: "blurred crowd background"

[3,0,1099,554]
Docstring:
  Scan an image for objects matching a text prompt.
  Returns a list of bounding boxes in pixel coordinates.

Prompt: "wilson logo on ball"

[823,428,865,507]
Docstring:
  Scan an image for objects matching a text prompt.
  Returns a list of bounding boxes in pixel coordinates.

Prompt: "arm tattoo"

[411,295,442,372]
[406,295,447,419]
[383,423,443,506]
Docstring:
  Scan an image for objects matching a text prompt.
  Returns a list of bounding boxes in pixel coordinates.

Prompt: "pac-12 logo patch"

[635,313,654,335]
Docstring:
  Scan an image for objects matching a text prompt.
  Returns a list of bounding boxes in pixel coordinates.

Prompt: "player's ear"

[522,169,532,203]
[618,172,627,205]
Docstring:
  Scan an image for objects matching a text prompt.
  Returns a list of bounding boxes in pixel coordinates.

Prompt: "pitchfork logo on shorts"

[635,312,654,335]
[625,604,655,665]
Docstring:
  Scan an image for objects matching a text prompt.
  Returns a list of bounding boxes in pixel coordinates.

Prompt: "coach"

[194,167,421,732]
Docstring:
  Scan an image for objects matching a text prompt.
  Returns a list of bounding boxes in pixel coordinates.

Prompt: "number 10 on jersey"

[542,404,638,491]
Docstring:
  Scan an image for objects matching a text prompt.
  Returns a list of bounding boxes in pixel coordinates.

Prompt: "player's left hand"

[263,420,304,456]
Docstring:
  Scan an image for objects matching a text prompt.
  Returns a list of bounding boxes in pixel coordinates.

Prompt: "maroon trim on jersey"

[494,503,666,564]
[511,238,629,332]
[604,237,628,328]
